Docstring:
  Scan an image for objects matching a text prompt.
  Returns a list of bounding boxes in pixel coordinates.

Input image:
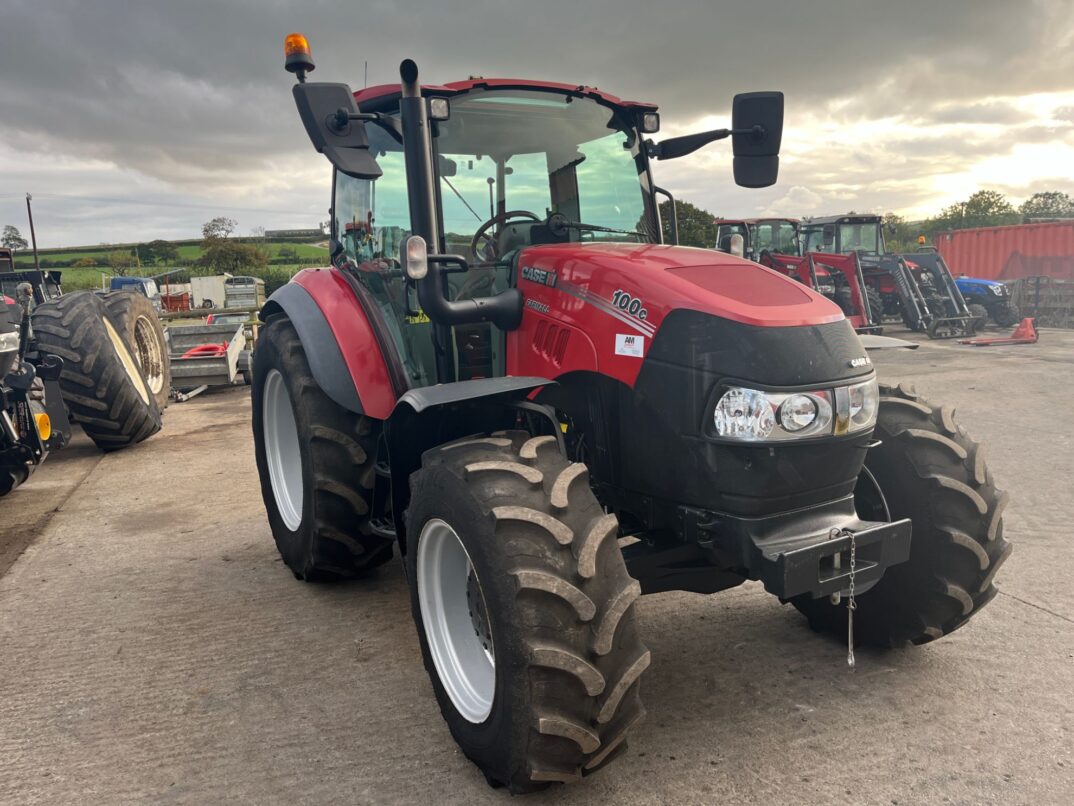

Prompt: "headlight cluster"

[712,378,878,442]
[989,284,1008,296]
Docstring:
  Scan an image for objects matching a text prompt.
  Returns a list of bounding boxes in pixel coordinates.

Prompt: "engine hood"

[956,276,1003,288]
[517,242,843,329]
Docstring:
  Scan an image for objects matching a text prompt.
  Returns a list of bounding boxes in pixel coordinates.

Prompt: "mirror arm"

[331,107,404,144]
[647,125,769,160]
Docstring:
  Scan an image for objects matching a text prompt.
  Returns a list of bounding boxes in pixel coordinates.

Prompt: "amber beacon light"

[284,33,315,81]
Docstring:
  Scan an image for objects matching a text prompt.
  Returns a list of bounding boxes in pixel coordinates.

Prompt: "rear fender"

[259,269,398,419]
[384,376,555,553]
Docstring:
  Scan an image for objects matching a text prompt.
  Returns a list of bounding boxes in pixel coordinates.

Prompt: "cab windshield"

[750,220,799,255]
[837,221,882,253]
[434,89,657,253]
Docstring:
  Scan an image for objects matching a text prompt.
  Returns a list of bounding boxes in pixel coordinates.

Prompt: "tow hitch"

[702,496,913,600]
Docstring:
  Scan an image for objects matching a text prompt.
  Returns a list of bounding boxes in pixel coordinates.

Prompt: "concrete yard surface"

[1,331,1073,805]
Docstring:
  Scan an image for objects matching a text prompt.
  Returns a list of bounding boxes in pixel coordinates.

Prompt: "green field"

[11,239,328,268]
[8,238,330,293]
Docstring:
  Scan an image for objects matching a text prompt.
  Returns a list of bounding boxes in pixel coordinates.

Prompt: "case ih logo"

[521,266,558,287]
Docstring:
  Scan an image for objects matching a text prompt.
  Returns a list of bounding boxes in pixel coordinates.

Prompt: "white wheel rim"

[263,369,303,531]
[103,317,151,406]
[132,314,165,396]
[417,519,495,723]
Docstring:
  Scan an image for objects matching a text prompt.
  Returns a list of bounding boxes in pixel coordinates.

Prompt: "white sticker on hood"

[614,333,645,357]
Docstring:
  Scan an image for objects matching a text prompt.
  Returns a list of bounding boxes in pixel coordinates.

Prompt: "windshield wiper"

[547,213,644,240]
[442,176,486,224]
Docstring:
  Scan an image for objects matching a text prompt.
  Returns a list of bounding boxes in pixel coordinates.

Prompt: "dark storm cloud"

[1,0,1072,242]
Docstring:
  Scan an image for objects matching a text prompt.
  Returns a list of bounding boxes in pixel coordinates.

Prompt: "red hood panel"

[518,243,842,328]
[665,264,813,307]
[508,242,846,390]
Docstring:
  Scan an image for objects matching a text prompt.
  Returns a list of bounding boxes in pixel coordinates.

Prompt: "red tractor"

[801,214,979,338]
[714,218,881,332]
[252,35,1010,792]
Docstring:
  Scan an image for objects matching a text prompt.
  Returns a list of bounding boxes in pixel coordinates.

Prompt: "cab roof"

[353,78,658,112]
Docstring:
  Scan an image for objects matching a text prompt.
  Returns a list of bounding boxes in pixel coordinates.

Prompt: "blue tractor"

[954,275,1020,328]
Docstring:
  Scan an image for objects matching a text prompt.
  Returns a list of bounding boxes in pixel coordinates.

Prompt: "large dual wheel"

[251,315,394,579]
[406,433,649,792]
[793,382,1011,646]
[32,291,161,452]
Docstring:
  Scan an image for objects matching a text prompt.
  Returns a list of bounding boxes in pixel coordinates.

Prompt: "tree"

[107,250,138,276]
[882,212,918,251]
[1019,191,1074,221]
[138,239,180,266]
[928,190,1020,232]
[2,225,28,254]
[202,216,237,240]
[197,239,267,274]
[655,199,719,247]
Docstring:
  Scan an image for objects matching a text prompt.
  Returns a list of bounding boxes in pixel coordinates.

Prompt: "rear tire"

[792,382,1011,646]
[32,292,161,452]
[251,315,393,580]
[101,291,171,409]
[406,432,648,792]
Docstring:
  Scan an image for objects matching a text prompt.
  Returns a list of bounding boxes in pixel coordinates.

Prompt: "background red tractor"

[251,34,1010,792]
[801,214,980,338]
[714,217,881,332]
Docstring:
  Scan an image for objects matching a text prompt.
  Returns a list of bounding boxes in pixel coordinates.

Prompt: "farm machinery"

[714,218,881,332]
[954,274,1020,327]
[801,215,979,338]
[252,34,1010,792]
[0,252,167,496]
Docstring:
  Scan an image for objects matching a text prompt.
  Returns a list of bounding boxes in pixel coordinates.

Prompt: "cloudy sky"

[2,0,1073,248]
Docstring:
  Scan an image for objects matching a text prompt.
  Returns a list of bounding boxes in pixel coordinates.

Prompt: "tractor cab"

[800,214,885,255]
[714,217,800,262]
[330,82,665,387]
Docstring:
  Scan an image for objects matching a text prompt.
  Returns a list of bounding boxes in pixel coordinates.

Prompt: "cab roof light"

[284,33,316,82]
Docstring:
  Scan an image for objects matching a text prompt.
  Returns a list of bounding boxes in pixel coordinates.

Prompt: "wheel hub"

[417,519,496,724]
[262,369,304,531]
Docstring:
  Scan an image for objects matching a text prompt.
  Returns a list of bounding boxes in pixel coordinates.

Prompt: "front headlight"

[846,379,879,433]
[713,377,876,442]
[989,284,1006,296]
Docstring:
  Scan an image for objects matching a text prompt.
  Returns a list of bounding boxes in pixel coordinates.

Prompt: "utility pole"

[25,193,41,272]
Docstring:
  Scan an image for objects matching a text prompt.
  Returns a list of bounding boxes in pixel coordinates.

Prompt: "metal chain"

[847,531,857,669]
[828,527,858,669]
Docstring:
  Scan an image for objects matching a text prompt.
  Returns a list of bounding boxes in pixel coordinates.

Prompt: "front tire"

[406,432,648,792]
[251,315,393,580]
[967,303,989,331]
[792,382,1011,646]
[993,302,1020,328]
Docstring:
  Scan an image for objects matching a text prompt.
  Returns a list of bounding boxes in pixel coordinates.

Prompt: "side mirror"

[731,92,783,188]
[292,82,382,179]
[822,224,835,246]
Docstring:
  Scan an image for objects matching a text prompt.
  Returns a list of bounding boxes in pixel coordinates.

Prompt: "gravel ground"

[1,328,1071,805]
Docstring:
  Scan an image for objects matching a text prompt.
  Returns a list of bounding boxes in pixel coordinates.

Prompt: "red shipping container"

[935,221,1074,281]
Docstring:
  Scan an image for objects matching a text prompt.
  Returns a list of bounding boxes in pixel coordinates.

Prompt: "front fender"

[260,269,398,419]
[384,376,555,553]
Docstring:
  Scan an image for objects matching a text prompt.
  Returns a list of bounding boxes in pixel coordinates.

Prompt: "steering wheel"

[469,210,541,265]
